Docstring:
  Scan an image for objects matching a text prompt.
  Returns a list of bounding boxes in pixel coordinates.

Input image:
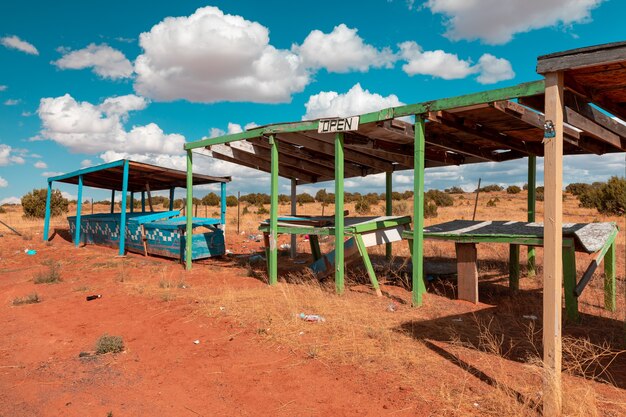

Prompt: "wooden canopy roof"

[49,159,231,192]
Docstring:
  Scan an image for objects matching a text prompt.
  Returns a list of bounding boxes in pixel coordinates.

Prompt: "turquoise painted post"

[220,182,227,225]
[110,190,115,213]
[185,151,193,269]
[412,116,426,306]
[385,171,393,260]
[43,180,52,241]
[130,192,134,213]
[527,155,537,277]
[118,160,129,256]
[268,135,279,285]
[169,188,175,211]
[141,191,145,212]
[75,175,83,247]
[335,132,345,295]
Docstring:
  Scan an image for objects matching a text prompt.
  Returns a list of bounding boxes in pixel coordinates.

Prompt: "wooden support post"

[290,179,297,259]
[543,71,564,417]
[75,175,83,247]
[527,155,537,277]
[412,116,426,306]
[604,240,616,312]
[130,192,134,213]
[455,242,479,304]
[169,188,175,211]
[269,135,279,285]
[563,242,578,321]
[43,181,52,241]
[141,191,146,212]
[110,190,115,213]
[119,160,129,256]
[220,182,227,228]
[385,171,393,260]
[185,151,193,270]
[146,183,154,212]
[335,132,345,295]
[309,235,322,261]
[509,244,520,291]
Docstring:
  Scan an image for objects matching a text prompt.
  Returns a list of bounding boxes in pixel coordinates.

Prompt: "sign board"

[317,116,360,134]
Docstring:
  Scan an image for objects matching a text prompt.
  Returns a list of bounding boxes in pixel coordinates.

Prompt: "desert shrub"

[242,205,250,215]
[565,182,591,196]
[577,176,625,215]
[173,199,184,209]
[536,191,544,201]
[364,193,380,206]
[478,184,503,192]
[296,193,315,205]
[522,183,528,190]
[355,198,370,214]
[95,334,124,354]
[256,204,269,215]
[0,206,5,214]
[161,198,170,208]
[392,200,409,216]
[401,190,414,200]
[240,193,271,205]
[486,198,497,207]
[277,194,290,204]
[390,191,404,201]
[445,186,464,194]
[12,293,40,306]
[424,200,438,218]
[21,188,68,218]
[226,195,238,207]
[506,185,521,194]
[201,192,220,206]
[458,195,465,200]
[34,260,61,284]
[425,189,453,207]
[536,186,544,193]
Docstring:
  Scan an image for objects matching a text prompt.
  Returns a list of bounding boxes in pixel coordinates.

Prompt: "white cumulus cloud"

[0,196,20,205]
[1,35,39,55]
[303,83,404,120]
[0,176,7,188]
[134,6,310,103]
[4,99,21,106]
[54,43,134,79]
[398,41,514,84]
[36,93,185,155]
[0,144,26,166]
[425,0,604,44]
[295,24,396,72]
[34,161,47,169]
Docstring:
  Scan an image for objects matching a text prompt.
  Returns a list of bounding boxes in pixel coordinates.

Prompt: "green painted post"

[604,241,616,311]
[74,175,83,247]
[118,161,129,256]
[43,181,52,241]
[527,155,536,277]
[412,116,426,306]
[110,190,115,213]
[268,135,279,285]
[185,151,193,270]
[355,234,382,296]
[141,191,146,212]
[169,188,175,211]
[563,243,578,321]
[509,244,520,291]
[335,132,345,295]
[385,171,393,260]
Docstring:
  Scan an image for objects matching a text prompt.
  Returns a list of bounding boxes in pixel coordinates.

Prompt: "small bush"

[577,176,625,215]
[478,184,503,192]
[257,205,269,215]
[226,195,238,207]
[95,334,124,355]
[296,193,315,204]
[536,191,544,202]
[506,185,521,194]
[424,200,438,218]
[21,188,69,219]
[12,293,40,306]
[242,205,250,215]
[201,192,220,206]
[0,206,5,214]
[355,198,370,214]
[34,260,61,284]
[392,200,409,216]
[486,198,497,207]
[445,186,464,194]
[425,189,454,207]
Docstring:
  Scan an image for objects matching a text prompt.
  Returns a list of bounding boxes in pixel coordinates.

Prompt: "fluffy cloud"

[0,196,20,205]
[1,35,39,55]
[0,144,25,166]
[34,161,47,169]
[4,99,21,106]
[398,41,514,83]
[0,85,6,91]
[37,93,185,155]
[303,83,404,120]
[53,44,134,79]
[425,0,604,44]
[80,159,93,167]
[0,176,7,187]
[209,122,258,138]
[134,6,309,103]
[295,24,396,72]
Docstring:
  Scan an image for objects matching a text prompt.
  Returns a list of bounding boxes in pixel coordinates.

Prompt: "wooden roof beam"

[425,131,499,162]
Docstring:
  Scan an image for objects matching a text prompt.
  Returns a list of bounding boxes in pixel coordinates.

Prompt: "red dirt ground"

[0,234,422,417]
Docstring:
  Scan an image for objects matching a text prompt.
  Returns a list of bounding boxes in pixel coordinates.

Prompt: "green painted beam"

[509,244,520,291]
[412,116,426,307]
[354,233,382,296]
[268,135,279,285]
[563,244,579,321]
[385,171,393,260]
[527,155,537,277]
[185,150,193,270]
[335,132,345,295]
[604,240,616,312]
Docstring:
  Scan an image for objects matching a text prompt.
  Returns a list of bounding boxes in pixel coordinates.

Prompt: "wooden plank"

[564,107,623,151]
[543,71,564,417]
[537,43,626,73]
[455,243,479,304]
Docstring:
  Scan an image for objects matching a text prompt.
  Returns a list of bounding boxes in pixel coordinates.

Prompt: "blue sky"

[0,0,625,203]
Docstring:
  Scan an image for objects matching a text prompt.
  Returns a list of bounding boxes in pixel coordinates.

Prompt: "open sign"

[317,116,360,134]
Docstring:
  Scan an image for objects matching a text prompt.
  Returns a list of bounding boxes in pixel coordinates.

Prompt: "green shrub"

[424,200,438,218]
[445,186,464,194]
[95,334,124,354]
[486,198,497,207]
[392,200,409,216]
[21,188,68,219]
[242,205,250,215]
[536,191,544,202]
[296,193,315,204]
[226,195,238,207]
[565,182,591,196]
[425,189,454,207]
[506,185,521,194]
[201,192,220,206]
[364,193,380,206]
[355,198,370,214]
[257,205,269,215]
[478,184,503,192]
[577,176,625,215]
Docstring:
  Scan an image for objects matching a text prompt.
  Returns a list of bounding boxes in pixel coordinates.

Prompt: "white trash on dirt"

[299,313,325,322]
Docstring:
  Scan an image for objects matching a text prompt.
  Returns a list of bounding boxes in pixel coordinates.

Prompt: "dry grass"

[95,334,125,355]
[12,293,40,306]
[33,260,61,284]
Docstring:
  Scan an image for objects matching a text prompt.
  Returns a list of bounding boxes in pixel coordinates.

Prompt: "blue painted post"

[110,190,115,213]
[130,192,134,213]
[119,160,129,256]
[75,175,83,247]
[220,182,227,225]
[169,188,175,211]
[43,181,52,241]
[185,151,193,269]
[141,191,145,212]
